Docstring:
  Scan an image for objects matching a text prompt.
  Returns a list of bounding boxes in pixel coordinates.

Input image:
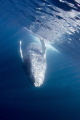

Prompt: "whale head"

[23,42,46,87]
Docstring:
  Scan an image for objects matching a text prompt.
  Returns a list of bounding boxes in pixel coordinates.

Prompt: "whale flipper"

[40,40,46,58]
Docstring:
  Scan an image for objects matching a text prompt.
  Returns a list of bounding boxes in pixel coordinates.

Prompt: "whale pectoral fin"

[40,40,46,56]
[20,40,23,60]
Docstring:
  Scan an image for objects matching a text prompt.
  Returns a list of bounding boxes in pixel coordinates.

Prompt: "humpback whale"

[20,40,46,87]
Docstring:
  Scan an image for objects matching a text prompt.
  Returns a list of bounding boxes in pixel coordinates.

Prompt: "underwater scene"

[0,0,80,120]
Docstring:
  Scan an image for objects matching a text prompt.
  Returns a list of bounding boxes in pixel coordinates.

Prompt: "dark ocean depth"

[0,0,80,120]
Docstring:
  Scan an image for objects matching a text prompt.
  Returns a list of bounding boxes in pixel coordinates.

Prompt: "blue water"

[0,0,80,120]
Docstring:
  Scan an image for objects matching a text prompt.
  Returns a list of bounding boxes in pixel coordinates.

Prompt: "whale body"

[22,42,46,87]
